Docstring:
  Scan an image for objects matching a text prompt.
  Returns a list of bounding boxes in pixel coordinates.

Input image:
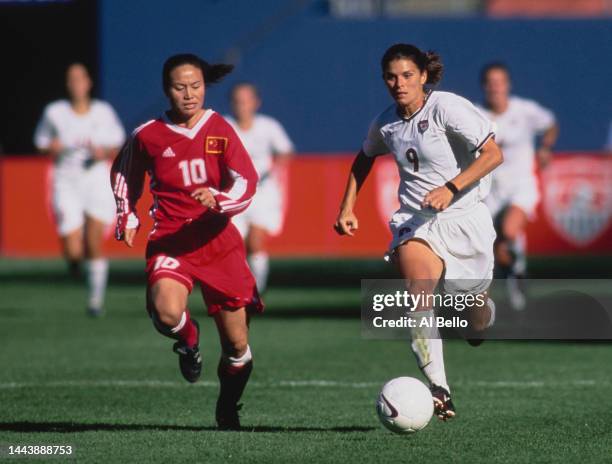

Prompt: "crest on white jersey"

[162,147,176,158]
[418,120,429,134]
[543,157,612,246]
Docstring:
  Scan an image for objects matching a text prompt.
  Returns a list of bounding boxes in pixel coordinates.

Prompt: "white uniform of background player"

[34,63,125,316]
[363,90,497,295]
[35,100,124,232]
[227,114,293,236]
[225,83,294,292]
[477,97,555,220]
[477,63,558,311]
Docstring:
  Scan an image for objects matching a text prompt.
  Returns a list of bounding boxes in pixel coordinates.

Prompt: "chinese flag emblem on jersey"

[206,136,227,154]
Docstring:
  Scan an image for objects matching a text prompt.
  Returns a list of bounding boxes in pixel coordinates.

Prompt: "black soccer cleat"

[87,306,104,318]
[216,401,242,431]
[431,385,456,421]
[172,320,202,383]
[467,337,485,347]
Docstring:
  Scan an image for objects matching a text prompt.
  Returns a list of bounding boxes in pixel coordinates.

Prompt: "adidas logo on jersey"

[162,147,176,158]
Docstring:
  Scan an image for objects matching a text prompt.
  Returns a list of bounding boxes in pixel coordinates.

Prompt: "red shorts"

[145,214,263,315]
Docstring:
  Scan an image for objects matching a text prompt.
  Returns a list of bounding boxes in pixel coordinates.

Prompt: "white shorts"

[388,202,496,295]
[485,174,540,219]
[232,177,282,237]
[51,161,116,236]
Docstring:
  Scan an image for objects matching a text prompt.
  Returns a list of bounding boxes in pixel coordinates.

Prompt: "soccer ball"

[376,377,434,434]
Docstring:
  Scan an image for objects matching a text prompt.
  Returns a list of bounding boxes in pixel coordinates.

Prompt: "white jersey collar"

[396,89,434,123]
[162,109,214,139]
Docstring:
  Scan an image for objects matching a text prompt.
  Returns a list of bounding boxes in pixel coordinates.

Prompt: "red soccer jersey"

[111,110,258,239]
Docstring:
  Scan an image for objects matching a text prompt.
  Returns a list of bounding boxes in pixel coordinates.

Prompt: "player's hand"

[124,228,137,248]
[334,210,358,236]
[90,144,108,161]
[48,138,64,158]
[422,186,454,211]
[191,187,217,209]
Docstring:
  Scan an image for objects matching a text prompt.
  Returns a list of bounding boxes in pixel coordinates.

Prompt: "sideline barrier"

[0,153,610,258]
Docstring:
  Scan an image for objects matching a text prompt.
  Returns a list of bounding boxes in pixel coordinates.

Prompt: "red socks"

[170,310,199,348]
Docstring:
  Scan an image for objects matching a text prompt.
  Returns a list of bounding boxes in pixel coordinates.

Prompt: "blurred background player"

[111,54,262,430]
[477,63,558,310]
[335,44,503,421]
[34,63,125,317]
[225,83,294,293]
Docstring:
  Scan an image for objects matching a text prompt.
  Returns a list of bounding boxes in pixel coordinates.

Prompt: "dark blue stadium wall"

[100,0,612,151]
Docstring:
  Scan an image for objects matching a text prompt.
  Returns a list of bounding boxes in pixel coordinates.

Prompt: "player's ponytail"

[162,53,234,94]
[202,62,234,85]
[424,51,443,85]
[381,44,444,86]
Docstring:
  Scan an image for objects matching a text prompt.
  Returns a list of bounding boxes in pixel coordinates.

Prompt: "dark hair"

[230,82,260,99]
[381,44,443,85]
[162,53,234,93]
[480,62,511,85]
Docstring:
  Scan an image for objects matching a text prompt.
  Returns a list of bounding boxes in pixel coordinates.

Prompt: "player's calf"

[216,345,253,431]
[465,297,496,347]
[148,303,202,382]
[172,318,202,383]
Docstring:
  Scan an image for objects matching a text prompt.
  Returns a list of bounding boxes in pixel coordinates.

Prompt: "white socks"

[248,252,269,293]
[86,258,108,310]
[486,297,496,328]
[410,310,450,392]
[222,345,253,367]
[512,233,527,275]
[170,312,187,333]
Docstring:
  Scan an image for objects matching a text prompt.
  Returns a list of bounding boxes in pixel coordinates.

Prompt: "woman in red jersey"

[111,54,261,430]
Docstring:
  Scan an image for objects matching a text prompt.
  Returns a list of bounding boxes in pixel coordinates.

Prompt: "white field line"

[0,379,605,390]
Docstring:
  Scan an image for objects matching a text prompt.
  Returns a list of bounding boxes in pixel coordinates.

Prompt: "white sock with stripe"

[410,310,450,392]
[86,258,108,310]
[222,345,253,367]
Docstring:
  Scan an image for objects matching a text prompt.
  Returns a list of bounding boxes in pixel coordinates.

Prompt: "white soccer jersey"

[224,114,293,177]
[477,96,555,185]
[34,99,125,172]
[363,90,494,216]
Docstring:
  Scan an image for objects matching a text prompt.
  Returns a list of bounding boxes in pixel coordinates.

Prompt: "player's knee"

[502,213,525,242]
[149,294,184,327]
[247,227,267,253]
[502,224,520,242]
[64,242,83,261]
[494,239,514,267]
[469,306,492,332]
[471,317,489,332]
[223,339,249,359]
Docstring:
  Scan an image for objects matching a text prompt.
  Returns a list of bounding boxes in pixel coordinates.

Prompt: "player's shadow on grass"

[0,421,375,434]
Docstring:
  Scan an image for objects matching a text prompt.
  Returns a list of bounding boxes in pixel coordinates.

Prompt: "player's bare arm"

[536,123,559,168]
[273,151,293,168]
[39,138,64,159]
[335,150,376,236]
[123,227,137,248]
[422,138,503,211]
[90,144,121,161]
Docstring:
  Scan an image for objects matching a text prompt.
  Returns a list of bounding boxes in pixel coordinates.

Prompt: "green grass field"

[1,258,612,463]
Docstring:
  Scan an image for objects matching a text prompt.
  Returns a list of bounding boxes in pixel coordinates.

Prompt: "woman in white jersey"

[478,63,558,310]
[335,44,503,420]
[34,63,125,316]
[225,83,294,293]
